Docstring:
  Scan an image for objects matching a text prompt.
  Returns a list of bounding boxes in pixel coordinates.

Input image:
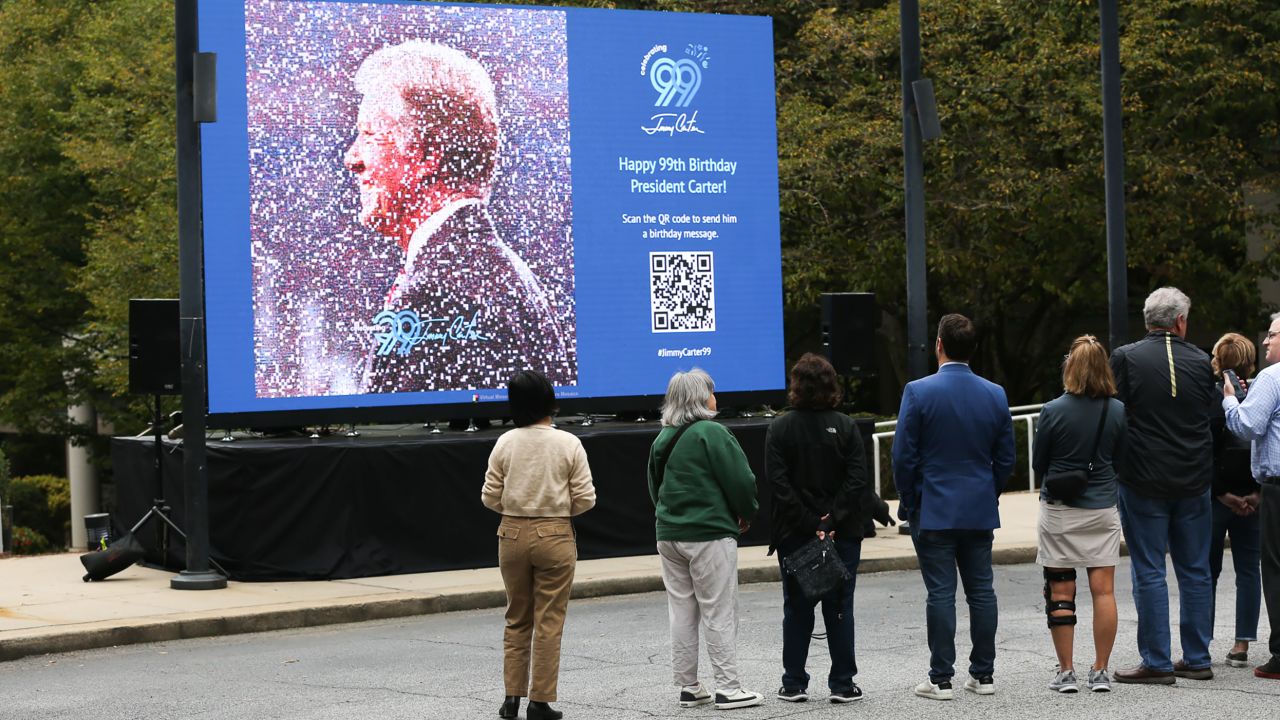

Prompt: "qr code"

[650,251,715,332]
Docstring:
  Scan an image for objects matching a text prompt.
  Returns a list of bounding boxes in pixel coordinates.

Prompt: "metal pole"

[1099,0,1128,350]
[172,0,224,590]
[900,0,928,380]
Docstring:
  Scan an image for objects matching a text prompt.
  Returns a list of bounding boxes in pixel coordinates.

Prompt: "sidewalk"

[0,493,1041,663]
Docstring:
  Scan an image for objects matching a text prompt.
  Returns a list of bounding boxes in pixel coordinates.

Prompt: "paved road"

[2,559,1276,720]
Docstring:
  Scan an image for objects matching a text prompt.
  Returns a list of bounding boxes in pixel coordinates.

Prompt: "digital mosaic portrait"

[245,0,577,398]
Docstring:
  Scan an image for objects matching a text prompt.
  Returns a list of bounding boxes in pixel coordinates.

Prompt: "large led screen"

[200,0,784,421]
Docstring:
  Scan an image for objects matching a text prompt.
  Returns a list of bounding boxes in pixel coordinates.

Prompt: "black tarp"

[110,419,775,580]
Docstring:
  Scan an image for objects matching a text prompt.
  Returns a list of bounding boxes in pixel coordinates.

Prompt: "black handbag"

[1043,399,1110,502]
[780,536,851,600]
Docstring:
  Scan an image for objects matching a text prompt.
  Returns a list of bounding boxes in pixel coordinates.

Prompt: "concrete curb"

[1,544,1039,664]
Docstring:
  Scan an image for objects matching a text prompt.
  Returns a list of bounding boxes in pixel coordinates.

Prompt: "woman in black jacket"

[766,353,868,704]
[1209,332,1263,668]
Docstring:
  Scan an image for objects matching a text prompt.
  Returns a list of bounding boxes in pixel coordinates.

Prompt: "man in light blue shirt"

[1222,312,1280,680]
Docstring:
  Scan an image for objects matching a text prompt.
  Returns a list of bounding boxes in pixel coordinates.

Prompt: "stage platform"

[111,417,791,581]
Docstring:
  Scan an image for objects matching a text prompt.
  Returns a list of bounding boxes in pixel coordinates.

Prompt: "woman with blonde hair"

[1208,332,1262,668]
[1033,335,1127,693]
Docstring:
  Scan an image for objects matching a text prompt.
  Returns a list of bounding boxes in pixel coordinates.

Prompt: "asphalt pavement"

[2,560,1276,720]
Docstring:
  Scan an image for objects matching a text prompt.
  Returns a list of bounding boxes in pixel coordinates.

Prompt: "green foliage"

[9,525,52,555]
[777,0,1280,403]
[0,0,94,433]
[9,474,70,549]
[0,0,176,433]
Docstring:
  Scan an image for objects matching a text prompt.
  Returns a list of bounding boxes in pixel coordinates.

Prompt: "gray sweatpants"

[657,537,741,691]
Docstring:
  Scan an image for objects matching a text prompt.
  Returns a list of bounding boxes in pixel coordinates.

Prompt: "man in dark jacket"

[1110,287,1216,685]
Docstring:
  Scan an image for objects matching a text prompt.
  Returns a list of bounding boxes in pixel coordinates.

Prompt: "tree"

[0,0,93,434]
[776,0,1280,405]
[62,0,178,430]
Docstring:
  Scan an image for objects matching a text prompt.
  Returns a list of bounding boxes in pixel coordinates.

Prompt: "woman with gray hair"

[647,368,763,710]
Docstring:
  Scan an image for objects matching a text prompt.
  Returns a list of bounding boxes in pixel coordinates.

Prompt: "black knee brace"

[1043,568,1077,628]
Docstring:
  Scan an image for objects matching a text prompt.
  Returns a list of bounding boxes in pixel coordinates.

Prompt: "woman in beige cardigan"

[482,370,596,720]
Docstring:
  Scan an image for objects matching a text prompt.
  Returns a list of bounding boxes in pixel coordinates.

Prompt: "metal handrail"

[870,403,1044,496]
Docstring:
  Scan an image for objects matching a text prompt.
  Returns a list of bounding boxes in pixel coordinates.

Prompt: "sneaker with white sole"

[776,686,807,702]
[913,679,954,700]
[964,675,995,695]
[829,684,863,703]
[1086,668,1111,692]
[1049,670,1079,693]
[714,688,764,710]
[679,683,712,708]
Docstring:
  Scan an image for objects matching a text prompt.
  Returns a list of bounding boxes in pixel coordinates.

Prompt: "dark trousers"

[1262,484,1280,662]
[909,520,998,683]
[1209,499,1262,642]
[776,535,861,691]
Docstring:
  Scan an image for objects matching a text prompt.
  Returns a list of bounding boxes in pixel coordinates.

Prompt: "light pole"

[1099,0,1129,350]
[171,0,224,590]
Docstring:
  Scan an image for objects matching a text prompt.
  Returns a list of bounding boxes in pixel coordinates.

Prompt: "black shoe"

[527,701,563,720]
[1255,656,1280,680]
[829,684,863,703]
[776,686,808,702]
[498,696,520,719]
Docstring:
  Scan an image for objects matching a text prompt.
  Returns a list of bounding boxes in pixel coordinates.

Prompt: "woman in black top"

[765,353,867,704]
[1209,332,1263,668]
[1033,335,1126,693]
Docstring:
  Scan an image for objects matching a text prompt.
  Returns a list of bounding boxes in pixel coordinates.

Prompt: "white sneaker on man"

[714,688,764,710]
[913,679,954,700]
[964,674,995,695]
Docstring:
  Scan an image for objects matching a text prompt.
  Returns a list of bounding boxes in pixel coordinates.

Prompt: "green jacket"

[647,420,759,542]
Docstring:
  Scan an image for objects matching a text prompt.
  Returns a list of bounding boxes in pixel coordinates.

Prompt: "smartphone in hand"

[1225,369,1247,399]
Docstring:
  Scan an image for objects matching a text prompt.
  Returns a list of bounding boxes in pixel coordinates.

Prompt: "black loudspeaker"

[129,299,181,395]
[79,532,146,582]
[820,292,879,377]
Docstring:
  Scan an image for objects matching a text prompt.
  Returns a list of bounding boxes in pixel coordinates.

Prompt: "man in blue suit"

[892,314,1016,701]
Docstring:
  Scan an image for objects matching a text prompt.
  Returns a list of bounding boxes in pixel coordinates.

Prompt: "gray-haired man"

[1109,287,1216,684]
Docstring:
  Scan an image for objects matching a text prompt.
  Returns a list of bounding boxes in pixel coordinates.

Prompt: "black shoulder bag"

[781,536,851,600]
[1043,400,1110,502]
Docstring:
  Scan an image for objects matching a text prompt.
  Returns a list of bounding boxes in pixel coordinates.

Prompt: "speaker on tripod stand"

[127,299,226,576]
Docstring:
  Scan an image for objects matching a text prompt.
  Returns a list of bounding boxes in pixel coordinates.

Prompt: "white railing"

[870,403,1044,497]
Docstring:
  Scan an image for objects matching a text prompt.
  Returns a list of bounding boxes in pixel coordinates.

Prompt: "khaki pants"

[657,537,741,691]
[497,516,577,701]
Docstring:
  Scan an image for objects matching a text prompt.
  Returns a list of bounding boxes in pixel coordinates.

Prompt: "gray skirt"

[1037,502,1121,568]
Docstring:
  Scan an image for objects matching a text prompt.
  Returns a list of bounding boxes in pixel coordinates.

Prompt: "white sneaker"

[714,688,764,710]
[964,675,995,695]
[679,683,712,708]
[913,679,954,700]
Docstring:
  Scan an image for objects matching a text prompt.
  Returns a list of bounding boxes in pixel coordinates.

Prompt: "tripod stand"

[133,394,227,577]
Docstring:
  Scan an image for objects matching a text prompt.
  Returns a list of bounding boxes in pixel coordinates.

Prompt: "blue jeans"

[1117,485,1213,671]
[909,518,998,683]
[1210,499,1262,642]
[776,535,861,691]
